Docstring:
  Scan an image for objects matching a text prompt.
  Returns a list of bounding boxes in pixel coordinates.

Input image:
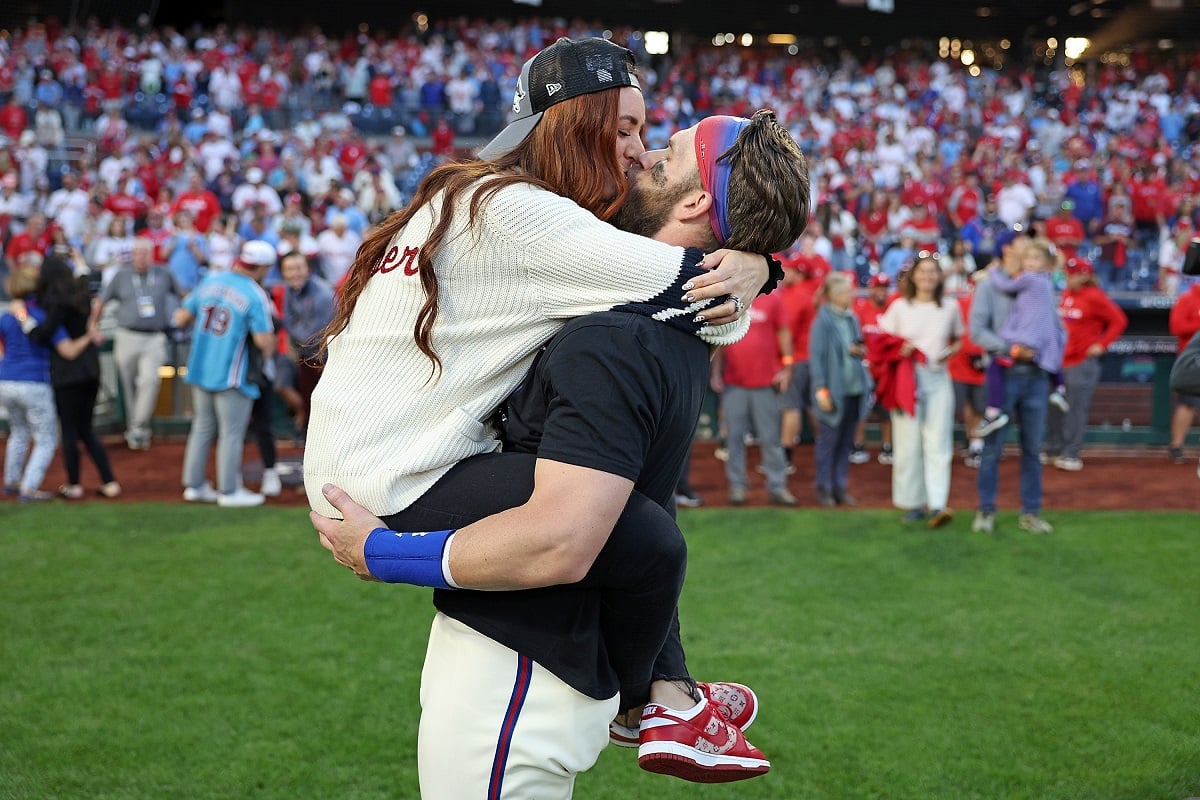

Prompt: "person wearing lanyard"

[94,237,184,450]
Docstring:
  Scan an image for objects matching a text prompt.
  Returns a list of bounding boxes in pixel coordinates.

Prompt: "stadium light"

[645,31,670,55]
[961,49,975,66]
[1064,37,1090,59]
[741,33,754,46]
[768,34,798,45]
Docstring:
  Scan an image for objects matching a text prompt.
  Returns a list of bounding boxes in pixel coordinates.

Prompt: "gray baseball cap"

[478,37,641,160]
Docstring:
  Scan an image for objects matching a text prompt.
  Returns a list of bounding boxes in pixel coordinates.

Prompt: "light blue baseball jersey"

[182,271,273,398]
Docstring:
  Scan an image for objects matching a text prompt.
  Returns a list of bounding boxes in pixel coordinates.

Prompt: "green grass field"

[3,504,1198,800]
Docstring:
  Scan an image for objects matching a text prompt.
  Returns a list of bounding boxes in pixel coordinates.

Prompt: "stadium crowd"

[1,13,1199,507]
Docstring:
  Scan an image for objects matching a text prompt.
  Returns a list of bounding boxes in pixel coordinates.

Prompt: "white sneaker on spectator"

[260,468,282,496]
[1053,456,1083,472]
[217,488,265,508]
[183,483,219,503]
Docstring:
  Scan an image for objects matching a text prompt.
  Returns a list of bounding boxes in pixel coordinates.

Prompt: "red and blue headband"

[694,115,751,245]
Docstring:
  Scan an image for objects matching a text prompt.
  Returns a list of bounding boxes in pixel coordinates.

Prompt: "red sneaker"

[637,700,770,783]
[698,681,758,731]
[608,719,639,748]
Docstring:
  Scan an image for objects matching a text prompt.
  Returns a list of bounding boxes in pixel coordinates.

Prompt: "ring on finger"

[730,295,744,314]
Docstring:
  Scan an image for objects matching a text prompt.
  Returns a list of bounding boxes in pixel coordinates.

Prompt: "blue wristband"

[363,527,456,589]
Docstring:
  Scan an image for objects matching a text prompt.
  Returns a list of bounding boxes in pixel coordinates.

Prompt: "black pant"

[54,379,115,485]
[248,386,276,470]
[382,451,689,711]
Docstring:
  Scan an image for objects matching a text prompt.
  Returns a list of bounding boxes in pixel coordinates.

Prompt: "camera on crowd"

[1184,237,1200,276]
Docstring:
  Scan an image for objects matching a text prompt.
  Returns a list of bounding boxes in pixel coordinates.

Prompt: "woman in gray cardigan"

[809,271,870,506]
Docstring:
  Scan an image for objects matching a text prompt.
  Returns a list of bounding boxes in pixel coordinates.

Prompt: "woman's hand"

[816,388,835,414]
[682,250,768,326]
[900,340,915,357]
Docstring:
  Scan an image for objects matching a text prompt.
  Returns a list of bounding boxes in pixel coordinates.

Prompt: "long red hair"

[322,89,630,377]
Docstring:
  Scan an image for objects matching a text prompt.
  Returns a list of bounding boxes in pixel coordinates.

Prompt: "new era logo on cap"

[480,37,640,159]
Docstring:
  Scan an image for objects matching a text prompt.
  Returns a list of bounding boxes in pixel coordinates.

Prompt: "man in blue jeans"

[968,234,1061,534]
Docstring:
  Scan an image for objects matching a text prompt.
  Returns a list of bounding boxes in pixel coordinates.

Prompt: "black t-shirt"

[433,311,710,699]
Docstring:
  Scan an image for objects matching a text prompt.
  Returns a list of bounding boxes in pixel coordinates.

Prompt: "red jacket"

[867,332,926,416]
[1058,286,1128,367]
[1169,284,1200,353]
[946,293,986,386]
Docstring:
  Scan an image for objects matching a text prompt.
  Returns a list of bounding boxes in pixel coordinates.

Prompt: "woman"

[88,213,135,289]
[1043,257,1128,471]
[27,256,121,499]
[878,255,962,527]
[809,271,870,507]
[0,268,95,501]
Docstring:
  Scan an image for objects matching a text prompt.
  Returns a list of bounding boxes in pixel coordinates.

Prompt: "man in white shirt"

[314,213,361,285]
[44,171,90,244]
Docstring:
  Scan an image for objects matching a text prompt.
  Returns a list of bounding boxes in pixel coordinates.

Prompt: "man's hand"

[310,484,384,582]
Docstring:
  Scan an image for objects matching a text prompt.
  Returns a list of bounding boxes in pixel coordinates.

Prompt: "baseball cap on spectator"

[19,130,36,146]
[245,167,265,184]
[478,37,641,159]
[1065,256,1094,275]
[1060,199,1075,211]
[238,240,277,268]
[995,227,1023,251]
[869,273,891,288]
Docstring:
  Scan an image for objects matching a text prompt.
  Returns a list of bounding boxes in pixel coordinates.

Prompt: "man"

[279,251,335,439]
[1044,199,1085,262]
[315,213,360,286]
[312,109,810,797]
[95,237,184,450]
[1167,279,1200,465]
[44,171,90,244]
[851,272,896,465]
[712,288,796,506]
[968,234,1061,534]
[170,170,222,233]
[173,240,276,507]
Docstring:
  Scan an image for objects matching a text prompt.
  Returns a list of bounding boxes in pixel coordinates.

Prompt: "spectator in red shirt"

[0,96,28,139]
[777,254,817,470]
[170,170,222,233]
[1167,279,1200,463]
[711,290,796,506]
[1044,200,1086,262]
[851,272,895,465]
[5,211,52,272]
[946,278,988,467]
[430,115,456,159]
[1044,257,1127,471]
[946,170,983,237]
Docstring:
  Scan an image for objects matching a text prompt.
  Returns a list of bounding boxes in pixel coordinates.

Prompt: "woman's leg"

[920,372,956,511]
[384,451,687,712]
[73,379,118,485]
[54,386,83,486]
[20,384,60,493]
[833,396,862,494]
[889,408,924,509]
[1,382,31,488]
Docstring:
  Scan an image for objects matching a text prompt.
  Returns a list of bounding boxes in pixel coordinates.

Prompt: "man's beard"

[612,165,690,239]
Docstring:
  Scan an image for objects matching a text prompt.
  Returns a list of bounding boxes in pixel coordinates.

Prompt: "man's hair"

[721,109,811,254]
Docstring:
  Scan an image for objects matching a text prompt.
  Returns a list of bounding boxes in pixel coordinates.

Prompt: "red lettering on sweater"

[374,245,420,275]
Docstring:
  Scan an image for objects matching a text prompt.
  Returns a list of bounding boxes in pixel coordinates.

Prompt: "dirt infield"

[20,434,1198,513]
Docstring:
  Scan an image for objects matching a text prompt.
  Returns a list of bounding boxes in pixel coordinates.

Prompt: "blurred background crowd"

[1,8,1199,505]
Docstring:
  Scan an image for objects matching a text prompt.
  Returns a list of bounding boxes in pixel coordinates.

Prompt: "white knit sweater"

[305,181,748,517]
